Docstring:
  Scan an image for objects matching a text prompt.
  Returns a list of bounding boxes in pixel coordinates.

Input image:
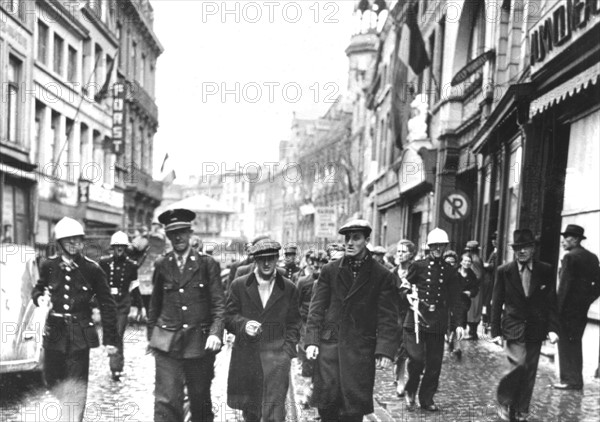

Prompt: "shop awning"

[530,63,600,118]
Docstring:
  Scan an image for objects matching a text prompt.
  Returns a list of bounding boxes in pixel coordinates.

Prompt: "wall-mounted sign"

[315,206,337,239]
[112,83,125,154]
[451,50,495,86]
[529,0,600,72]
[441,190,471,222]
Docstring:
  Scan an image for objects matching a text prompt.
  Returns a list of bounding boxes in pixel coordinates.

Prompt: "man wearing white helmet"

[99,231,140,381]
[398,227,465,412]
[31,217,118,422]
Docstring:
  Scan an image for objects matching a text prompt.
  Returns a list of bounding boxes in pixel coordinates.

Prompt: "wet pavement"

[1,325,598,421]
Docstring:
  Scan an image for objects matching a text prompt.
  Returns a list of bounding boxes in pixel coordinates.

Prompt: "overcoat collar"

[166,249,200,287]
[245,272,286,314]
[339,254,374,302]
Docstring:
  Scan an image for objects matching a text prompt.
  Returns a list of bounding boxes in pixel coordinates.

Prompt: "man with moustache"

[492,229,559,422]
[399,228,465,412]
[148,208,225,422]
[305,219,398,422]
[226,239,301,422]
[554,224,600,391]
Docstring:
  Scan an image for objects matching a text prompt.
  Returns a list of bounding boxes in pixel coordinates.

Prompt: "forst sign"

[529,0,600,71]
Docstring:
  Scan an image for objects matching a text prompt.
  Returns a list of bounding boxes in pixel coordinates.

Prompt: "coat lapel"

[245,273,264,312]
[509,261,526,297]
[344,257,373,302]
[335,258,352,297]
[528,261,541,296]
[166,252,180,285]
[263,274,285,314]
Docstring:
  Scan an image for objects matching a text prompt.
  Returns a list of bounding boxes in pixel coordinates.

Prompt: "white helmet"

[54,217,85,240]
[110,231,129,246]
[426,227,449,245]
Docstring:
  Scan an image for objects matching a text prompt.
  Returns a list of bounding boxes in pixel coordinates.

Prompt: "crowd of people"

[30,208,600,422]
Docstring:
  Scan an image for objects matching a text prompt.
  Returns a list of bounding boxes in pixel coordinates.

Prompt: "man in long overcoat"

[225,239,301,422]
[305,219,398,422]
[148,209,225,422]
[491,229,559,422]
[554,224,600,390]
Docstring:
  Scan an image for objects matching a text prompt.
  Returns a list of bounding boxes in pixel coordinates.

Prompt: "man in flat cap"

[233,235,286,279]
[305,219,398,421]
[492,229,559,422]
[225,239,301,422]
[283,244,301,280]
[148,208,225,422]
[554,224,600,390]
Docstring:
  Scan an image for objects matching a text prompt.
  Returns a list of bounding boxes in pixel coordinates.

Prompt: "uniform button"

[182,306,188,311]
[179,288,184,293]
[199,284,204,288]
[65,275,71,281]
[161,324,167,328]
[426,279,431,282]
[63,304,70,310]
[183,324,189,328]
[65,267,71,272]
[65,285,70,291]
[64,294,69,299]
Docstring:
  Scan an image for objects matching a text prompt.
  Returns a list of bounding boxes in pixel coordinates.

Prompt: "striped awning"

[530,63,600,118]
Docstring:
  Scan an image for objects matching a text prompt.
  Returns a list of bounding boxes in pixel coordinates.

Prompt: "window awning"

[530,63,600,118]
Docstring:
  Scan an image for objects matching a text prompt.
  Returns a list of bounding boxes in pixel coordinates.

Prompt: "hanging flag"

[94,53,117,102]
[162,169,176,186]
[160,153,169,173]
[390,24,410,149]
[405,4,430,75]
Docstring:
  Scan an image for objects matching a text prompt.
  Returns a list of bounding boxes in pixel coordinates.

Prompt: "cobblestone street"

[2,325,599,421]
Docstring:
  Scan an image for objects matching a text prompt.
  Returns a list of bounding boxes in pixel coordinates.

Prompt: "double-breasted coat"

[147,250,225,358]
[491,260,559,342]
[225,272,301,410]
[557,245,600,340]
[305,255,398,415]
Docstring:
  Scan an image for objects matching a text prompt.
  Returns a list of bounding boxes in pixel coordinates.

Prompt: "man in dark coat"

[227,241,253,290]
[399,228,465,412]
[554,224,600,390]
[305,219,398,422]
[282,244,301,280]
[32,217,118,422]
[99,230,140,381]
[148,209,225,422]
[225,239,301,422]
[491,229,559,422]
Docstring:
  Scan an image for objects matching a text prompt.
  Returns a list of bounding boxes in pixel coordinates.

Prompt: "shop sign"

[314,206,337,239]
[88,183,124,208]
[441,190,471,222]
[530,0,600,73]
[112,83,125,154]
[451,50,495,86]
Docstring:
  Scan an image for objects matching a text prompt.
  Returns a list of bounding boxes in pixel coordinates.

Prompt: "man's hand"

[376,356,391,369]
[245,320,262,337]
[306,345,319,360]
[548,331,559,344]
[205,335,222,351]
[455,326,465,342]
[105,345,118,356]
[407,289,419,310]
[491,336,503,346]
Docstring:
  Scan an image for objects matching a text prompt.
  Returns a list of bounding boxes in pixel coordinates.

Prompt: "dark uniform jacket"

[99,255,138,304]
[148,249,225,359]
[491,260,559,342]
[399,258,464,335]
[283,263,301,281]
[225,271,301,410]
[557,246,600,339]
[305,255,398,415]
[297,273,317,323]
[32,255,117,352]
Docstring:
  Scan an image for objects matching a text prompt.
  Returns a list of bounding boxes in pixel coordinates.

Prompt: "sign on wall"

[441,190,471,222]
[112,83,125,154]
[315,206,337,239]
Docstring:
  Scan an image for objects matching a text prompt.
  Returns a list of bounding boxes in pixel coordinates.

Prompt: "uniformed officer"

[399,227,465,412]
[32,217,118,422]
[99,231,140,381]
[148,208,225,422]
[283,244,301,280]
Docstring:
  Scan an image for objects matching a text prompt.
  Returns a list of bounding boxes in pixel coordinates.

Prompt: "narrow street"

[2,324,598,421]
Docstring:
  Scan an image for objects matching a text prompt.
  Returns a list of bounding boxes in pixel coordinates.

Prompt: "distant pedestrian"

[99,231,140,381]
[226,239,301,422]
[482,231,498,329]
[148,208,225,422]
[305,219,398,422]
[283,244,301,280]
[554,224,600,391]
[465,240,484,339]
[450,253,479,359]
[31,217,118,422]
[491,229,559,422]
[399,228,465,412]
[371,245,387,265]
[443,250,458,268]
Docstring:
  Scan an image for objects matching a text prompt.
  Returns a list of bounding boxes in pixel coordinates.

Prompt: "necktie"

[520,264,531,297]
[177,255,185,273]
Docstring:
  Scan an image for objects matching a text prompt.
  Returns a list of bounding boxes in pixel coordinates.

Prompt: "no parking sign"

[442,190,471,222]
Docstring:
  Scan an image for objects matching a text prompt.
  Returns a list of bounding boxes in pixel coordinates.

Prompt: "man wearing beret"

[554,224,600,391]
[491,229,559,422]
[305,219,398,421]
[225,239,301,422]
[148,208,225,422]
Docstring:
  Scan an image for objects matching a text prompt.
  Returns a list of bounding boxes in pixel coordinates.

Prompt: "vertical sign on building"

[315,206,337,239]
[112,82,125,154]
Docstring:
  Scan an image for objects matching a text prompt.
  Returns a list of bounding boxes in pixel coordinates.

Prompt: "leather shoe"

[553,383,582,390]
[497,405,511,421]
[404,392,416,412]
[421,403,439,412]
[515,413,529,422]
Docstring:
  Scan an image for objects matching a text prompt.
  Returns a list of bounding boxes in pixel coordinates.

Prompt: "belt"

[49,312,87,323]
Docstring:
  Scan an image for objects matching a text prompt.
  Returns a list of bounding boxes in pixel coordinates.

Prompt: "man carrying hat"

[491,229,559,422]
[305,219,398,421]
[225,239,301,422]
[99,231,140,381]
[148,209,225,422]
[554,224,600,391]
